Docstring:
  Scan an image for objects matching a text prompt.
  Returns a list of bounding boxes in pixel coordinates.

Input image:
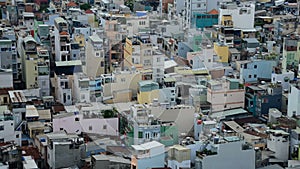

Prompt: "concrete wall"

[201,141,255,169]
[207,88,245,112]
[0,71,13,88]
[53,114,119,136]
[288,85,300,117]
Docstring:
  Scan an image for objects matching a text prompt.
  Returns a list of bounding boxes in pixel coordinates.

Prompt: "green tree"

[125,0,134,11]
[80,3,91,11]
[101,107,118,118]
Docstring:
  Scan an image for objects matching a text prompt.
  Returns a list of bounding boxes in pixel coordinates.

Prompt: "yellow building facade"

[214,42,229,63]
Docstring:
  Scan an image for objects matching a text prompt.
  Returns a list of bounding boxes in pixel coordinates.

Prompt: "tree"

[80,3,91,11]
[125,0,134,11]
[101,107,118,118]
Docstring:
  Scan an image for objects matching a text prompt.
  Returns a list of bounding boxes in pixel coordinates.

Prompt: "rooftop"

[132,141,163,151]
[8,90,27,103]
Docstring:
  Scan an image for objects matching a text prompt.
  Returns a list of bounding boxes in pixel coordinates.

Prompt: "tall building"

[282,36,300,72]
[85,34,105,77]
[46,131,85,169]
[207,78,244,113]
[17,34,39,89]
[54,17,71,62]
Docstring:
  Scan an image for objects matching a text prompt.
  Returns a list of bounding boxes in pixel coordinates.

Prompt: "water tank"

[213,137,219,144]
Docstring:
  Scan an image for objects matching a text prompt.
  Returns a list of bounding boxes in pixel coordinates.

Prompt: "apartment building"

[207,78,244,113]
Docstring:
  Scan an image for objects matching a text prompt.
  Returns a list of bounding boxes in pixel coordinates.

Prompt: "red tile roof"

[208,9,219,15]
[85,9,93,14]
[67,1,78,7]
[59,31,69,35]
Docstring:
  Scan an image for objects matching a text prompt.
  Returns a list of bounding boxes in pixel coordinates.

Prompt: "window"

[138,132,143,138]
[244,63,247,69]
[249,75,252,78]
[3,97,8,104]
[101,61,104,67]
[96,52,100,57]
[0,126,4,131]
[197,3,201,8]
[121,78,126,82]
[89,126,92,131]
[103,125,107,129]
[254,65,257,69]
[81,94,85,100]
[224,93,227,97]
[16,134,19,138]
[67,95,71,100]
[254,74,257,78]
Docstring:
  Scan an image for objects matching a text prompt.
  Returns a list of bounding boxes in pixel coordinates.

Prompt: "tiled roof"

[208,9,219,15]
[67,1,78,7]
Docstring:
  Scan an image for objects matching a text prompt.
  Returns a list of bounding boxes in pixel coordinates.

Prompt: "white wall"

[0,71,13,88]
[219,3,255,29]
[201,141,255,169]
[271,72,294,91]
[267,133,289,161]
[53,114,119,136]
[207,89,244,112]
[288,85,300,117]
[0,120,22,146]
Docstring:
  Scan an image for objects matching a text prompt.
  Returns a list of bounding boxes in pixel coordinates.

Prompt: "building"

[271,71,294,91]
[287,85,300,117]
[8,90,27,130]
[196,136,255,169]
[46,131,85,169]
[54,17,72,61]
[137,81,159,104]
[18,34,39,89]
[218,1,255,29]
[85,34,105,77]
[0,106,22,146]
[267,130,289,162]
[245,84,282,117]
[0,39,13,70]
[167,145,191,169]
[54,73,72,106]
[0,68,13,89]
[282,36,300,72]
[238,60,277,83]
[214,42,229,62]
[52,105,119,136]
[131,141,165,169]
[207,78,244,113]
[192,9,219,29]
[72,72,90,103]
[37,49,50,97]
[91,154,131,169]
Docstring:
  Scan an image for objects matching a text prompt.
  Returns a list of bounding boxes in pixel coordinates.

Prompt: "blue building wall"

[240,60,276,83]
[137,153,165,169]
[192,13,218,29]
[178,42,193,58]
